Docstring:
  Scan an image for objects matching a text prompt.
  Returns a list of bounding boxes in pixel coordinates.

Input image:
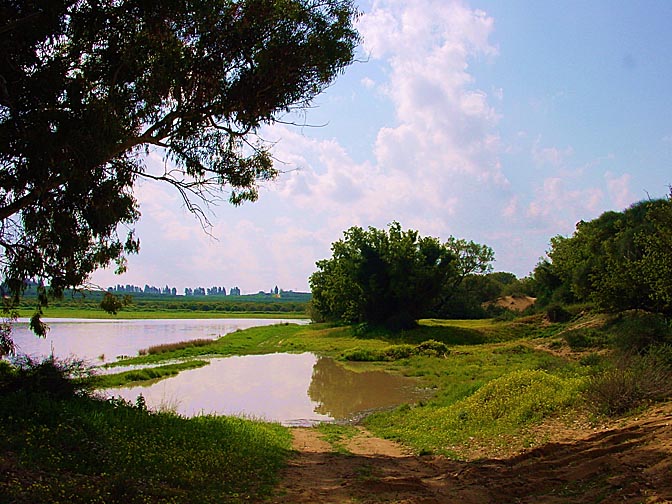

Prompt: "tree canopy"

[0,0,359,335]
[533,193,672,315]
[308,223,495,330]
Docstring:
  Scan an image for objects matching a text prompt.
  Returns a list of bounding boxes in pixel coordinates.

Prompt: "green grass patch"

[139,339,215,356]
[17,307,308,319]
[91,360,210,388]
[0,388,291,503]
[365,369,583,456]
[315,424,359,454]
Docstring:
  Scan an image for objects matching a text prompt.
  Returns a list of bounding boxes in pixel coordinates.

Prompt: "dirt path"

[269,404,672,503]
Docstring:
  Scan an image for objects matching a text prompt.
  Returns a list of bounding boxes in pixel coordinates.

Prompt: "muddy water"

[13,319,427,424]
[104,353,427,425]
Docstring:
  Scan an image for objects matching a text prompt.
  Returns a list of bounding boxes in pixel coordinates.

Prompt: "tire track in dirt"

[269,405,672,503]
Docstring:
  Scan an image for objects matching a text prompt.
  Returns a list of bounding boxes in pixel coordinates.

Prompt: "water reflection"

[104,353,426,425]
[308,358,423,419]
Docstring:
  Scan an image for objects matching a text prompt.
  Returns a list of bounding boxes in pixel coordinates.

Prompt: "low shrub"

[382,345,415,360]
[1,355,93,398]
[545,304,572,323]
[340,348,386,362]
[585,349,672,416]
[563,327,609,350]
[341,340,450,362]
[415,340,450,357]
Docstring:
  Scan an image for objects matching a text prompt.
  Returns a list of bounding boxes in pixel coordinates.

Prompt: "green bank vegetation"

[2,309,672,502]
[0,356,291,503]
[14,291,310,320]
[102,308,672,456]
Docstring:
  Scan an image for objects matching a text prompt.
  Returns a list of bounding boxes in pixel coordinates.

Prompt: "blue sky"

[92,0,672,294]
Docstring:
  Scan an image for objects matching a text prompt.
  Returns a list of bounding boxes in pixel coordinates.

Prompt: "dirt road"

[270,403,672,503]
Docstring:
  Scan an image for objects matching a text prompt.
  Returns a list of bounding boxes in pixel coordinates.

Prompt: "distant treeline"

[17,287,311,314]
[107,284,297,298]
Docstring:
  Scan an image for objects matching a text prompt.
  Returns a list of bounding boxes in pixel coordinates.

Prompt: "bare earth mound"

[270,402,672,503]
[493,295,537,312]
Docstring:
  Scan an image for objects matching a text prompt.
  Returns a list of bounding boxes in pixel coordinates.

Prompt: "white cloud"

[531,138,574,167]
[233,0,511,279]
[605,172,634,209]
[527,177,604,230]
[361,76,376,89]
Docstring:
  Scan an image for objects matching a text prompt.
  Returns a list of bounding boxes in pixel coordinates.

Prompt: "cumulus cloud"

[527,177,604,232]
[96,0,650,290]
[605,172,634,209]
[271,0,505,231]
[532,138,574,167]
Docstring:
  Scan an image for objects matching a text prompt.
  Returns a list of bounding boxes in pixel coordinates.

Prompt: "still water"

[104,353,427,425]
[11,318,297,363]
[12,318,428,424]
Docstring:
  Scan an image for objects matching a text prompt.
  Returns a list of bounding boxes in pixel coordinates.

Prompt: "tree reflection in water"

[307,357,426,420]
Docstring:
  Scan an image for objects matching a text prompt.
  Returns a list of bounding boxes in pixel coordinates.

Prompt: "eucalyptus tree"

[0,0,359,339]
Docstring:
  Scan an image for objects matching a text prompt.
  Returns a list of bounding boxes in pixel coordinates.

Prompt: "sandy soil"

[493,295,537,312]
[269,402,672,503]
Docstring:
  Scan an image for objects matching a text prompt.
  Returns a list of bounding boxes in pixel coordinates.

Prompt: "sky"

[92,0,672,295]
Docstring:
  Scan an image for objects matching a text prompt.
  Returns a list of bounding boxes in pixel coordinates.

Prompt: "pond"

[103,353,428,425]
[11,318,429,425]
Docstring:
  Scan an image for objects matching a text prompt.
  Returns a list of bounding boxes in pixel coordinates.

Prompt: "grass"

[139,339,216,356]
[365,369,583,457]
[91,360,210,388]
[315,424,360,454]
[6,309,666,502]
[0,363,292,503]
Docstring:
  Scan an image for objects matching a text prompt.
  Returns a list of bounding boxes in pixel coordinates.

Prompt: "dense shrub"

[563,327,609,350]
[0,355,93,398]
[341,340,450,362]
[611,311,672,354]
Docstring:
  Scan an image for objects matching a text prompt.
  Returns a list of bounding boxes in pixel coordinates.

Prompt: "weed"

[138,338,215,356]
[316,423,359,454]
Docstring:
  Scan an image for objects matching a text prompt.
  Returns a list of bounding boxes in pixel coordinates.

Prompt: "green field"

[17,306,309,320]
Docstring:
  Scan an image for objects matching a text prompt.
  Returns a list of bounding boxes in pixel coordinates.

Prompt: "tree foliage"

[536,194,672,314]
[0,0,359,334]
[309,223,495,329]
